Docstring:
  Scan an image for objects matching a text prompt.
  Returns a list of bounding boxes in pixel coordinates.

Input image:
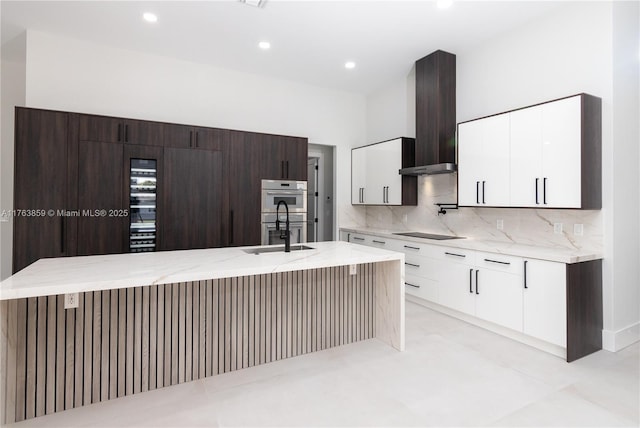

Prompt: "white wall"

[0,32,27,279]
[365,2,639,350]
[0,30,368,278]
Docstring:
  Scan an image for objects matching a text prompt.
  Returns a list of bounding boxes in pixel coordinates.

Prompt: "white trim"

[406,294,567,360]
[602,322,640,352]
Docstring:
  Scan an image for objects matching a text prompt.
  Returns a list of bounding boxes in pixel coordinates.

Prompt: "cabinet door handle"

[482,181,486,204]
[229,210,234,245]
[535,178,540,204]
[372,240,386,244]
[404,245,420,251]
[352,236,365,241]
[117,123,122,142]
[189,131,193,148]
[405,262,420,268]
[60,217,65,254]
[195,132,199,148]
[484,258,510,265]
[469,268,473,293]
[543,177,547,204]
[125,124,129,142]
[445,252,465,258]
[382,187,386,203]
[286,161,289,179]
[476,181,479,204]
[475,270,479,294]
[524,260,528,289]
[405,282,420,289]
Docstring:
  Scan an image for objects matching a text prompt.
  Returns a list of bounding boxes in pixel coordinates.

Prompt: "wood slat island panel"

[0,261,403,424]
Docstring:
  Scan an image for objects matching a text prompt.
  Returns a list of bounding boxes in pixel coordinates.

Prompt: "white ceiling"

[1,0,566,94]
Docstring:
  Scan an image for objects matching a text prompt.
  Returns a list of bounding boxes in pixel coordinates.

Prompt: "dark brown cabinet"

[79,114,163,146]
[226,131,263,246]
[161,147,224,250]
[77,141,126,255]
[12,109,71,272]
[259,134,308,181]
[163,124,224,151]
[13,107,308,270]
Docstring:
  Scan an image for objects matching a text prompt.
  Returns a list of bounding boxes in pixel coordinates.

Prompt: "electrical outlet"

[554,223,563,234]
[64,293,79,309]
[349,264,357,275]
[574,224,584,236]
[496,219,504,230]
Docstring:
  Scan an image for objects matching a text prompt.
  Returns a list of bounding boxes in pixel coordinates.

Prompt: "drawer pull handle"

[404,245,420,251]
[405,282,420,289]
[445,252,465,258]
[484,258,510,265]
[405,262,420,268]
[352,237,365,241]
[372,240,386,244]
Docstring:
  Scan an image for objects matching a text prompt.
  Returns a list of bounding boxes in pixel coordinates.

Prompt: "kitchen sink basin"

[392,232,465,240]
[244,245,315,255]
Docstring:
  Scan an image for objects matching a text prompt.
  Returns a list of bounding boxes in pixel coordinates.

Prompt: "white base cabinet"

[523,259,567,347]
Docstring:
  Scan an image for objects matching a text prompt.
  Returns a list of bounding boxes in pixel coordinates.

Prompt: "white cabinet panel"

[523,259,567,347]
[438,263,475,316]
[458,113,510,206]
[510,105,543,207]
[474,268,523,332]
[542,96,581,208]
[351,147,367,205]
[405,274,438,302]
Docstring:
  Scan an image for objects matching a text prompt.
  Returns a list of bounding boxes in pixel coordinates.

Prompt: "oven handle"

[265,190,304,195]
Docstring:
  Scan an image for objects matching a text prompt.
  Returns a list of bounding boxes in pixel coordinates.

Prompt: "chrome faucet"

[275,200,291,252]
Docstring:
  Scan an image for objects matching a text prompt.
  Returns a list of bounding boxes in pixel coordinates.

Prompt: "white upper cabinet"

[510,96,581,208]
[459,94,601,209]
[351,146,367,205]
[458,113,511,206]
[351,138,417,206]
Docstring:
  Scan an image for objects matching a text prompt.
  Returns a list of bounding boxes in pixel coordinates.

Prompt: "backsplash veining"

[364,174,603,252]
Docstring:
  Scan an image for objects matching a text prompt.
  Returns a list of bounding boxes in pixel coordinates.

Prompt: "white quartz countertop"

[340,227,602,264]
[0,241,404,300]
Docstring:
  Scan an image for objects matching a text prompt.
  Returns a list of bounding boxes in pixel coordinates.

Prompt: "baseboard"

[602,322,640,352]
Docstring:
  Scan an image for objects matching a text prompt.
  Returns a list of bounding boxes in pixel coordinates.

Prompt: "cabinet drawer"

[405,274,438,302]
[404,255,439,280]
[476,252,523,274]
[348,234,369,245]
[367,236,402,251]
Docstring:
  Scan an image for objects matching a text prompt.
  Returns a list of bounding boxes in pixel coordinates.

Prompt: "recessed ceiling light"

[143,12,158,23]
[258,41,271,50]
[436,0,453,9]
[345,61,356,70]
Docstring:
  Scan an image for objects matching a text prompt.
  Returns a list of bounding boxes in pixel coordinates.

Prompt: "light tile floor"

[7,301,639,427]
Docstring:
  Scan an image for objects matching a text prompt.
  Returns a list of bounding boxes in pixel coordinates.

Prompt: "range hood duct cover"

[402,50,457,176]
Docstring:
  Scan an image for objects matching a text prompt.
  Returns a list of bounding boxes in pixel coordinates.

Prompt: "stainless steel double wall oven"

[261,179,307,245]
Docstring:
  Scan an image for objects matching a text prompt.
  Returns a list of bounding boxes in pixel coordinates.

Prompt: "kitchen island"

[0,241,405,423]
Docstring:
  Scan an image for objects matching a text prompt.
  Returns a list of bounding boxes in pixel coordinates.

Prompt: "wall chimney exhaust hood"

[399,50,456,176]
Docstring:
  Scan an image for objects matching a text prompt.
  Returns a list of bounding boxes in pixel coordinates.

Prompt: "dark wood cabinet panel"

[13,108,70,273]
[124,119,164,146]
[161,148,223,250]
[163,124,224,151]
[281,136,308,181]
[77,141,126,255]
[79,114,163,146]
[227,131,262,246]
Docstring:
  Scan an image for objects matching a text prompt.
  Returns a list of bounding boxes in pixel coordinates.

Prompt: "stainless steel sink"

[392,232,465,240]
[243,245,315,255]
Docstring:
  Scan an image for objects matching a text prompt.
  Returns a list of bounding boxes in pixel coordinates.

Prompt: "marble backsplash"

[363,174,603,252]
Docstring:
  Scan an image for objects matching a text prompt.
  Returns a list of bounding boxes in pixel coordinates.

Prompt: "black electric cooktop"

[392,232,465,240]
